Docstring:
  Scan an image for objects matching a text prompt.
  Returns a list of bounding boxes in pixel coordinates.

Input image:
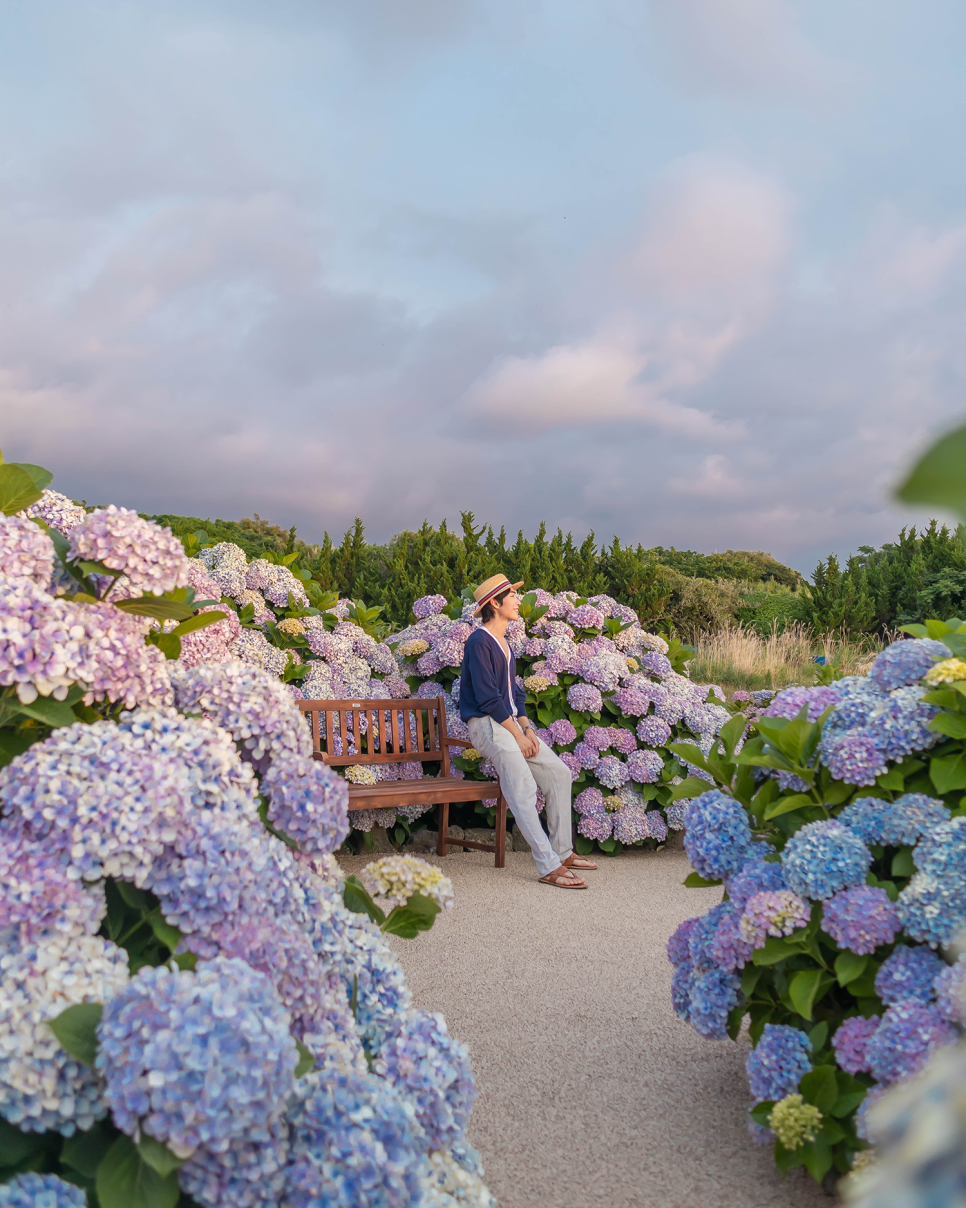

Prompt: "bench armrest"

[446,738,473,748]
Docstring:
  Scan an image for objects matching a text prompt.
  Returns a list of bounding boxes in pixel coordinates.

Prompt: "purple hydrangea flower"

[641,650,672,678]
[636,716,672,747]
[647,810,668,842]
[832,1015,880,1075]
[558,752,581,780]
[547,718,577,745]
[821,731,889,786]
[611,804,651,844]
[574,787,605,816]
[874,945,945,1005]
[865,1001,957,1084]
[577,812,613,841]
[596,755,629,789]
[689,967,741,1040]
[869,638,950,691]
[0,514,55,587]
[375,1009,475,1150]
[567,682,603,712]
[97,958,297,1151]
[19,488,87,535]
[584,726,614,751]
[412,594,449,619]
[625,749,663,784]
[568,605,605,630]
[709,906,754,973]
[260,756,350,858]
[934,960,966,1024]
[609,727,638,755]
[764,685,840,722]
[572,741,601,770]
[782,820,872,900]
[739,891,810,947]
[615,686,649,716]
[684,791,754,881]
[822,886,900,955]
[745,1024,812,1104]
[68,505,189,597]
[667,917,699,966]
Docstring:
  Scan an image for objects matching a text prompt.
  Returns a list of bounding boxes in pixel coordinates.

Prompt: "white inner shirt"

[482,627,517,716]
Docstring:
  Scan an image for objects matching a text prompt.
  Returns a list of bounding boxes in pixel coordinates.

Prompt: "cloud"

[645,0,853,99]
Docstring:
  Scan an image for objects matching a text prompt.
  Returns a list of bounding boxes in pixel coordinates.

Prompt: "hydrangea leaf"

[135,1134,184,1178]
[753,935,803,966]
[0,462,42,514]
[96,1134,180,1208]
[8,693,78,729]
[668,777,716,802]
[147,914,182,954]
[749,1100,776,1127]
[896,421,966,519]
[113,597,195,620]
[381,892,441,939]
[890,847,915,877]
[763,793,814,821]
[929,751,966,792]
[789,969,832,1020]
[800,1065,838,1114]
[0,1117,53,1167]
[342,875,386,925]
[683,871,721,888]
[294,1038,316,1078]
[13,462,54,491]
[929,712,966,738]
[48,1002,103,1066]
[834,951,868,986]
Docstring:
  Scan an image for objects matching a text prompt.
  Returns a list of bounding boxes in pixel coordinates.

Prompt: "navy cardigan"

[458,628,529,724]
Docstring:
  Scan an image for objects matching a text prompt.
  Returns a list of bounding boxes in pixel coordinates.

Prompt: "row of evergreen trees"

[151,508,966,634]
[152,510,798,629]
[805,520,966,632]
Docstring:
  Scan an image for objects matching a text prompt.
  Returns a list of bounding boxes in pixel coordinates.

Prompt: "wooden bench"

[298,696,508,867]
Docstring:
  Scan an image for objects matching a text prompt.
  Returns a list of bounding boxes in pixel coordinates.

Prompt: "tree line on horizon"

[148,508,966,636]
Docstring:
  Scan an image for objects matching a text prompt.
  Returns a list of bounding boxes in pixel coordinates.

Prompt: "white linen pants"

[466,715,574,877]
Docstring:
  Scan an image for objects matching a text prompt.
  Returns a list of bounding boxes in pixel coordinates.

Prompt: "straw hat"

[472,573,524,614]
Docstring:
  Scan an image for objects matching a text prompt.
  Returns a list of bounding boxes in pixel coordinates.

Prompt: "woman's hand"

[517,727,539,759]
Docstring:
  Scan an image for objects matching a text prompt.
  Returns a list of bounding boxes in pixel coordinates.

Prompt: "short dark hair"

[479,588,511,624]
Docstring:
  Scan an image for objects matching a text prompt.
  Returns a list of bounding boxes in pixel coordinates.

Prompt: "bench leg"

[495,787,507,868]
[437,802,449,857]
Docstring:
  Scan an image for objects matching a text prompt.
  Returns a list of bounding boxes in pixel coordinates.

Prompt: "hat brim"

[473,581,524,614]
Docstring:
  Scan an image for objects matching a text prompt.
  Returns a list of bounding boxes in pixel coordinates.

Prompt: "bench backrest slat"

[298,697,453,774]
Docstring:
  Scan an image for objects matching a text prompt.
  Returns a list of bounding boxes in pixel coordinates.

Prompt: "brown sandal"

[538,868,587,889]
[564,854,597,871]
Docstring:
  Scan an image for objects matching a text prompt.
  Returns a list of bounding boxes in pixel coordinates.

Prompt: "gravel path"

[341,847,829,1208]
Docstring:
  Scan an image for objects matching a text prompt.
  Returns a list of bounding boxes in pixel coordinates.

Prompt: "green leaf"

[930,751,966,793]
[808,1021,829,1054]
[0,728,37,766]
[136,1133,185,1178]
[168,611,226,638]
[741,964,763,996]
[149,632,182,660]
[96,1134,181,1208]
[752,936,802,966]
[683,871,722,888]
[148,914,183,954]
[896,420,966,518]
[718,714,747,761]
[749,1101,776,1127]
[800,1134,834,1182]
[12,462,54,491]
[115,881,150,910]
[834,951,868,987]
[788,968,831,1020]
[668,777,716,801]
[875,766,908,791]
[114,597,195,620]
[48,1001,102,1066]
[342,875,386,925]
[0,1116,52,1167]
[763,793,814,821]
[831,1090,869,1118]
[800,1064,838,1114]
[0,462,42,514]
[10,692,78,728]
[666,742,712,772]
[294,1037,316,1078]
[381,892,441,939]
[891,848,915,877]
[171,951,197,972]
[929,712,966,739]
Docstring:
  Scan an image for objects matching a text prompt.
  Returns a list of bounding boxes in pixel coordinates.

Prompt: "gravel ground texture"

[339,846,830,1208]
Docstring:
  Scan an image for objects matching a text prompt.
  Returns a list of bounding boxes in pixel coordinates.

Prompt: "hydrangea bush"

[0,467,492,1208]
[665,625,966,1187]
[384,589,728,853]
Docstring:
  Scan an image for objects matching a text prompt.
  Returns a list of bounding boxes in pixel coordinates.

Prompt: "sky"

[2,0,966,574]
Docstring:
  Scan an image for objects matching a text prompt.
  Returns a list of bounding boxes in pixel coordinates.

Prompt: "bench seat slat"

[345,777,500,810]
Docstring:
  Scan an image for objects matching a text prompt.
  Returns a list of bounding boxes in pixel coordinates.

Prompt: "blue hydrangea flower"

[670,965,694,1023]
[821,886,899,954]
[97,957,297,1152]
[666,917,699,967]
[376,1010,475,1151]
[0,1174,87,1207]
[832,1015,880,1075]
[688,902,732,974]
[782,820,872,900]
[260,755,349,858]
[745,1025,812,1104]
[689,967,740,1040]
[725,860,788,912]
[874,945,945,1005]
[869,689,942,762]
[868,638,949,691]
[839,794,950,847]
[709,904,755,973]
[897,817,966,946]
[934,959,966,1024]
[285,1068,424,1208]
[684,791,754,881]
[764,685,840,722]
[865,1001,956,1085]
[180,1115,290,1208]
